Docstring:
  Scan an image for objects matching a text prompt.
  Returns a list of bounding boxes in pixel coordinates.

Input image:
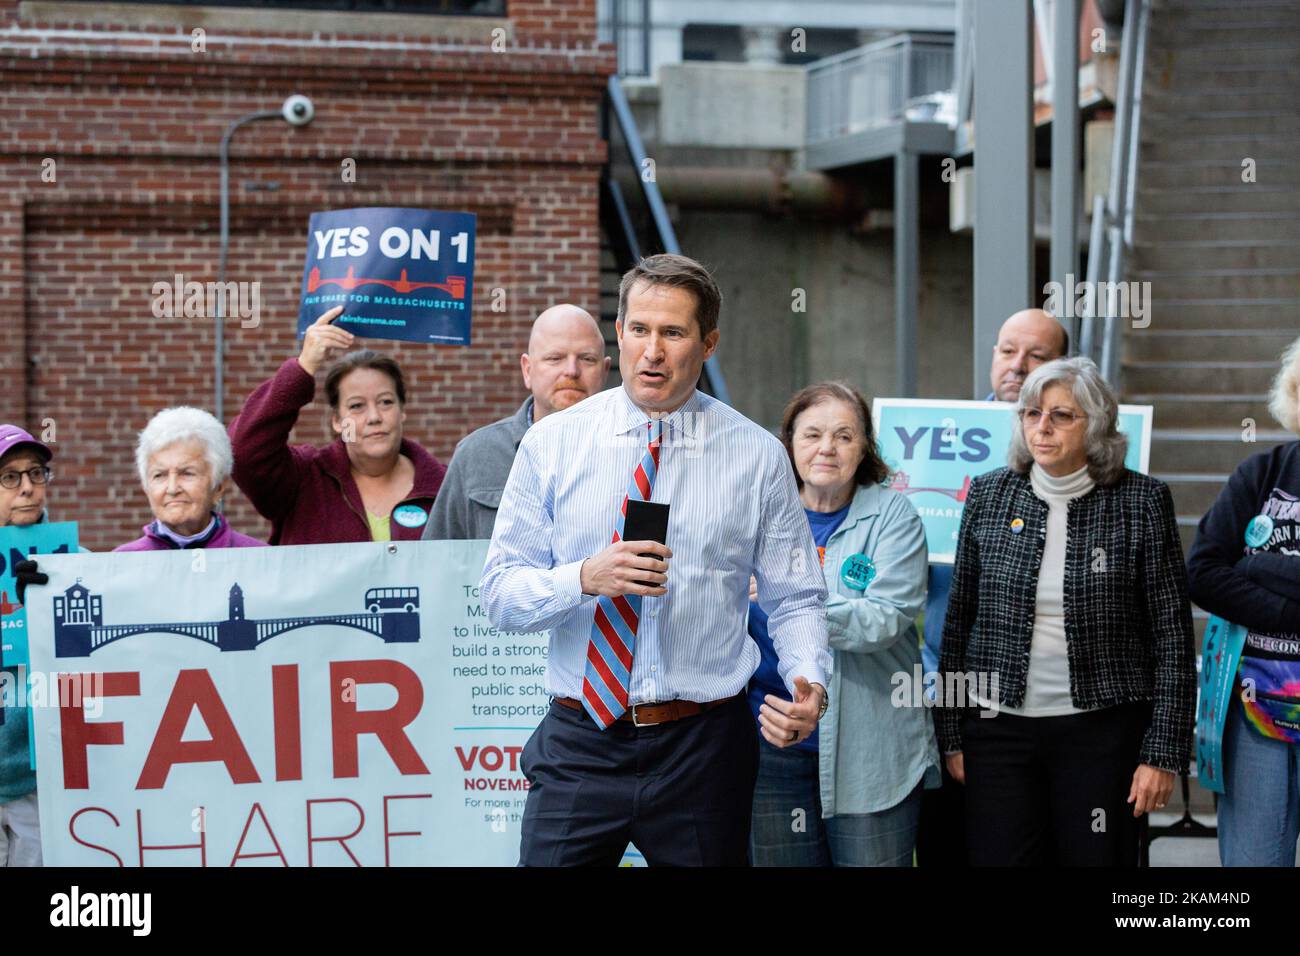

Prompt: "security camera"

[281,94,315,127]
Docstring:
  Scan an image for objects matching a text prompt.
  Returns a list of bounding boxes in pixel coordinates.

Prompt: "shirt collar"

[612,385,704,440]
[844,481,882,522]
[150,513,219,548]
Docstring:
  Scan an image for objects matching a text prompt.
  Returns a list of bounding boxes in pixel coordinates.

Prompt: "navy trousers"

[518,694,759,866]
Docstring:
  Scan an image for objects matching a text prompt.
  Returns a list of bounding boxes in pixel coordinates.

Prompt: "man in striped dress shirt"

[481,254,831,866]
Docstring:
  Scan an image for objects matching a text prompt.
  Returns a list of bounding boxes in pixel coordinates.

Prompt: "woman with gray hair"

[1188,336,1300,866]
[115,406,265,551]
[936,356,1196,865]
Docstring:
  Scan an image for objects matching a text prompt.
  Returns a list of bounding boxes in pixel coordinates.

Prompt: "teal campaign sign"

[0,521,79,769]
[1195,614,1247,794]
[871,399,1152,563]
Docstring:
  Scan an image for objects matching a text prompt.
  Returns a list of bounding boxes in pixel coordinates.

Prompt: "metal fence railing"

[806,34,955,146]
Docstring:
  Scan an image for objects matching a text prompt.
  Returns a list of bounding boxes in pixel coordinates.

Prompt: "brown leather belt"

[553,694,737,727]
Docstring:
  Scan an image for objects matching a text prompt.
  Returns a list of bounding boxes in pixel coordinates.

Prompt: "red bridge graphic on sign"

[307,266,466,299]
[888,472,971,503]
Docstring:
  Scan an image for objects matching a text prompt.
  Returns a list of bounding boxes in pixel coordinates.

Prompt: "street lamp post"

[214,95,315,422]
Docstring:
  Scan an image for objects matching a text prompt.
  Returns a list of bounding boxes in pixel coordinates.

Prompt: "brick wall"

[0,0,613,550]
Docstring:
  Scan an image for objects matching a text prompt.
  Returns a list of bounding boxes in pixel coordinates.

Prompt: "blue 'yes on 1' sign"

[298,206,476,346]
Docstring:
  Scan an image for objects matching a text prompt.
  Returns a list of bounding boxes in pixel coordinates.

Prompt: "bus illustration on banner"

[365,587,420,613]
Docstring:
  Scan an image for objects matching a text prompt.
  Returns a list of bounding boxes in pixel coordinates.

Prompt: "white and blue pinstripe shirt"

[480,385,831,705]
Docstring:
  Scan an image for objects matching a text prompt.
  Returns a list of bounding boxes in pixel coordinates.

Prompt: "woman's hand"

[1127,764,1175,817]
[298,306,354,377]
[749,575,758,602]
[945,751,965,784]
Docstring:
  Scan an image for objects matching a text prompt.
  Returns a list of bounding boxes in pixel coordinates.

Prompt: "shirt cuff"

[785,664,828,697]
[552,558,588,601]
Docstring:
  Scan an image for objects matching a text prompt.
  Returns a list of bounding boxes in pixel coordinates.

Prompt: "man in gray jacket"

[423,304,611,540]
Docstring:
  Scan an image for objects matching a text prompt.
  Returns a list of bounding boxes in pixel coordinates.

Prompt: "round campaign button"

[1244,513,1274,548]
[840,553,876,591]
[393,504,429,529]
[1010,517,1025,535]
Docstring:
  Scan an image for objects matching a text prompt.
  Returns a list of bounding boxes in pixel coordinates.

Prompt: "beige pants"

[0,791,42,866]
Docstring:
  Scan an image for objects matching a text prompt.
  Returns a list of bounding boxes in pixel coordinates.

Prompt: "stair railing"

[1080,0,1151,387]
[600,74,732,404]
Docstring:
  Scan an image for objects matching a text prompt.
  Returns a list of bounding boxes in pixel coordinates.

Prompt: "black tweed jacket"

[935,467,1197,772]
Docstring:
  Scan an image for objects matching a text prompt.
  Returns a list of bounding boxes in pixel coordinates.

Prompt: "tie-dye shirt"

[1188,442,1300,742]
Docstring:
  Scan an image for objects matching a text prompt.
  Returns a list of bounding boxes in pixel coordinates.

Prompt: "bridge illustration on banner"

[887,472,972,503]
[51,581,421,658]
[305,265,466,299]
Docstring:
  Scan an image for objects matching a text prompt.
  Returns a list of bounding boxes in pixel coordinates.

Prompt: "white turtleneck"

[977,463,1097,717]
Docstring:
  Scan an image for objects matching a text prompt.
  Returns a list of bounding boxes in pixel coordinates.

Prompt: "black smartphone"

[622,499,670,588]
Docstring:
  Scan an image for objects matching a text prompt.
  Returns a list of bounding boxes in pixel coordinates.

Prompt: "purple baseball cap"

[0,424,53,465]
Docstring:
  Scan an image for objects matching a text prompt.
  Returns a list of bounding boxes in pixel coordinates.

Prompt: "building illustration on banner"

[51,580,421,657]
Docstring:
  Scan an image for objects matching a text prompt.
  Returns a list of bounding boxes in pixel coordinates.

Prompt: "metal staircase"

[598,75,731,403]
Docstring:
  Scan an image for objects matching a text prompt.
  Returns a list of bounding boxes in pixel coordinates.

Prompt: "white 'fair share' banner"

[27,540,559,866]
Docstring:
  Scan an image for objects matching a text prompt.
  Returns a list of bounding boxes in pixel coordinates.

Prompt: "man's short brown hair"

[616,253,722,339]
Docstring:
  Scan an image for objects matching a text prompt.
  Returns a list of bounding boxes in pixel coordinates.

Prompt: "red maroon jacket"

[228,358,447,545]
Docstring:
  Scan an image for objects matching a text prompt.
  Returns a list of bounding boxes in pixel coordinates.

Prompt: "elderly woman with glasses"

[115,407,265,552]
[936,356,1196,866]
[0,424,65,867]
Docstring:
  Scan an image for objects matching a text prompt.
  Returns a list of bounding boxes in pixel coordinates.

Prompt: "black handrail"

[601,75,732,405]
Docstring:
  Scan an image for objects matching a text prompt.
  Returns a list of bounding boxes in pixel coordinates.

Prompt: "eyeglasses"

[1018,407,1086,429]
[0,466,52,490]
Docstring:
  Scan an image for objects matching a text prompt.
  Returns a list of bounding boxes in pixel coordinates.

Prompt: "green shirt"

[366,511,391,542]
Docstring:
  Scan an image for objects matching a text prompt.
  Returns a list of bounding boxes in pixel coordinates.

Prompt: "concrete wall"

[633,63,975,432]
[676,210,973,431]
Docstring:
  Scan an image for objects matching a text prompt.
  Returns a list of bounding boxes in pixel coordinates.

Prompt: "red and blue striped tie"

[582,418,663,728]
